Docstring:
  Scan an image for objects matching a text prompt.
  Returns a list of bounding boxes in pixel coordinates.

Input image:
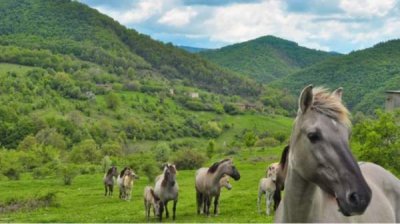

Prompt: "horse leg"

[269,192,274,215]
[266,192,270,216]
[196,191,203,214]
[257,190,262,214]
[159,202,164,222]
[165,201,169,218]
[206,195,211,217]
[273,187,281,210]
[172,199,177,220]
[110,185,113,196]
[214,194,220,216]
[104,185,107,196]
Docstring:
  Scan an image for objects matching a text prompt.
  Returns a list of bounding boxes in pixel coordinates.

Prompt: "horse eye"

[307,132,320,143]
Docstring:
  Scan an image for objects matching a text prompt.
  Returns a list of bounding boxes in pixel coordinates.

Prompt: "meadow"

[0,147,283,223]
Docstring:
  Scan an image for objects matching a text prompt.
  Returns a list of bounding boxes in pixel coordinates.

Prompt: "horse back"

[360,162,400,222]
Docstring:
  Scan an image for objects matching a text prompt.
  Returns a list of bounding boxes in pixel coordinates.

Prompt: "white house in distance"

[385,90,400,111]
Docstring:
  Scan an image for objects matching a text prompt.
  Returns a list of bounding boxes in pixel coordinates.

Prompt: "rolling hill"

[0,0,260,97]
[199,35,338,83]
[271,39,400,113]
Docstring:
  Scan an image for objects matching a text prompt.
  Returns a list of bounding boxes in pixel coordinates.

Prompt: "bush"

[59,164,79,185]
[32,166,53,179]
[173,149,207,170]
[4,168,21,180]
[154,143,171,163]
[255,137,280,147]
[69,139,101,163]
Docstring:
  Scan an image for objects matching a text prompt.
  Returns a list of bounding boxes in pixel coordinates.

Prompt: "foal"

[144,186,161,221]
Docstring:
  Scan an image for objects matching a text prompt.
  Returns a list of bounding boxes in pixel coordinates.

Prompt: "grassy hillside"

[271,39,400,113]
[200,36,337,83]
[0,0,260,97]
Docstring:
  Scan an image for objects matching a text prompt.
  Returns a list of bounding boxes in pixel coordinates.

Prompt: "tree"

[105,92,120,110]
[352,110,400,176]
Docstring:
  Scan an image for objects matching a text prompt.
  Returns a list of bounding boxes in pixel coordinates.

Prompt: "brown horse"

[103,166,118,196]
[272,145,289,210]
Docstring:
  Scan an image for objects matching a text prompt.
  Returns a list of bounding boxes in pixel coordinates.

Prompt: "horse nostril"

[348,192,360,206]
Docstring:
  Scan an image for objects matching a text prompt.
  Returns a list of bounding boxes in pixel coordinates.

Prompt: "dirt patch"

[0,192,58,214]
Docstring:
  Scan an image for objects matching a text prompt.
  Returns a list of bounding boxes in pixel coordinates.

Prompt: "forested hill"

[199,35,338,83]
[0,0,260,97]
[271,39,400,113]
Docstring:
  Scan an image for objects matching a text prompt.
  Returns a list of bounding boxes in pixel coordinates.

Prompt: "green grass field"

[0,146,284,223]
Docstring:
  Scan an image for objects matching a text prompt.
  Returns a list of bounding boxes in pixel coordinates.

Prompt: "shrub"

[32,166,53,179]
[69,139,101,163]
[173,149,207,170]
[272,131,288,143]
[59,164,79,185]
[255,137,280,147]
[154,143,171,162]
[101,156,112,173]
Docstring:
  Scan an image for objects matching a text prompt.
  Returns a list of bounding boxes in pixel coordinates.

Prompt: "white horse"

[154,164,179,222]
[257,177,276,215]
[144,186,161,221]
[275,85,400,222]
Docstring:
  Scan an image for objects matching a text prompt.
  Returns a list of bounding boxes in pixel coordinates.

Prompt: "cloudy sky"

[79,0,400,53]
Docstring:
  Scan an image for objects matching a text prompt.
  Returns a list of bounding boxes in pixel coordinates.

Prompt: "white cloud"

[339,0,396,17]
[158,7,198,27]
[85,0,400,53]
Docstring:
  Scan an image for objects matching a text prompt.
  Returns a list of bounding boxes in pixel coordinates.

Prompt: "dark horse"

[273,145,289,210]
[103,166,118,196]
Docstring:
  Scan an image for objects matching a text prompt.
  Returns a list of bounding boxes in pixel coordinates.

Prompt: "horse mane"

[150,188,160,201]
[120,167,128,178]
[308,87,351,127]
[106,167,113,175]
[208,159,230,174]
[279,145,289,168]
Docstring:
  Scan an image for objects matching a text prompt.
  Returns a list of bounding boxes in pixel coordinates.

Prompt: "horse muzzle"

[336,190,371,216]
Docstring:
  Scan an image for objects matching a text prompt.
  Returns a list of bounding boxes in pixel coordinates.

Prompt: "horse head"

[290,85,371,216]
[163,164,177,187]
[217,159,240,181]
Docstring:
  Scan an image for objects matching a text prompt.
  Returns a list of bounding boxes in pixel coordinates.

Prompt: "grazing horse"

[144,186,162,221]
[275,85,400,222]
[154,164,179,222]
[195,159,240,216]
[258,176,276,215]
[103,166,118,196]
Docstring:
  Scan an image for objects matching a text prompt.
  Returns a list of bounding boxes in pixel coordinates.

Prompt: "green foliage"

[243,130,258,147]
[352,110,400,175]
[255,137,280,147]
[59,164,78,185]
[104,92,120,110]
[207,140,215,158]
[69,139,101,164]
[154,143,171,163]
[272,39,400,113]
[101,156,112,173]
[172,149,207,170]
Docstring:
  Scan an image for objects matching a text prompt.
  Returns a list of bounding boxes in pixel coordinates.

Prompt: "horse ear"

[332,87,343,100]
[299,85,313,113]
